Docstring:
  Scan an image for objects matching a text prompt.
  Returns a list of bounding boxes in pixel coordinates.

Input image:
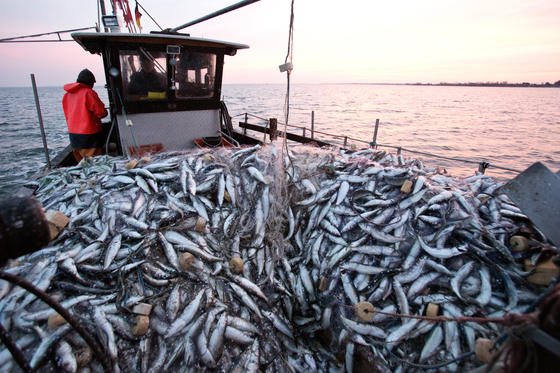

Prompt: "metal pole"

[31,74,51,169]
[171,0,261,32]
[311,110,315,139]
[99,0,108,32]
[371,118,380,148]
[269,118,278,141]
[243,113,248,135]
[303,127,306,138]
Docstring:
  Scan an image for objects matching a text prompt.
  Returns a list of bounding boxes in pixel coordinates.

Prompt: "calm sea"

[0,84,559,197]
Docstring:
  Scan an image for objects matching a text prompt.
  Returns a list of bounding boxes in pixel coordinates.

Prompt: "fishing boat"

[52,27,338,168]
[52,30,245,166]
[49,0,333,169]
[0,2,557,372]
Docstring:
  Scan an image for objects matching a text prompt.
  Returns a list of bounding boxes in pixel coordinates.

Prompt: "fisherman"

[127,54,166,99]
[62,68,108,162]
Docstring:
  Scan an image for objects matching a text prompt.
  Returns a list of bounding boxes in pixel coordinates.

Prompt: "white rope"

[281,0,295,177]
[282,0,295,134]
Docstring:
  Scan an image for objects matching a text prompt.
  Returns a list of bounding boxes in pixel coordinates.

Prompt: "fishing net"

[0,143,556,372]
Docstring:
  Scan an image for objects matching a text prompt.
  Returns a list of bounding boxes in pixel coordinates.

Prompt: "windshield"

[172,51,216,99]
[118,48,217,101]
[120,49,167,101]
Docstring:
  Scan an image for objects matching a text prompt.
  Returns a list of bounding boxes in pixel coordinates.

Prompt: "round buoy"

[132,315,150,336]
[354,301,376,322]
[400,180,413,194]
[195,217,207,232]
[224,191,232,203]
[527,257,560,285]
[179,253,195,271]
[318,276,329,291]
[230,256,244,274]
[426,303,440,317]
[45,210,70,241]
[125,159,138,169]
[47,313,67,329]
[475,338,496,363]
[510,236,529,252]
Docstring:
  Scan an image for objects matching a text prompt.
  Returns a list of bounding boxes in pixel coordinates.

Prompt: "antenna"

[0,27,96,43]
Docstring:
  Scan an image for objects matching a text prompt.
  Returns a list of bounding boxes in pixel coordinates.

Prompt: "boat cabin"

[71,32,249,158]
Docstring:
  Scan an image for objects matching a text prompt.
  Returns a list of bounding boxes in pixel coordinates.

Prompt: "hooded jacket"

[62,82,108,135]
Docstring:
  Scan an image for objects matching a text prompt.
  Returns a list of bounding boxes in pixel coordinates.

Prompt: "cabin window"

[172,52,216,99]
[119,50,167,101]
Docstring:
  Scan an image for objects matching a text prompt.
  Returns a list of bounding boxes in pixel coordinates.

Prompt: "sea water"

[0,84,558,197]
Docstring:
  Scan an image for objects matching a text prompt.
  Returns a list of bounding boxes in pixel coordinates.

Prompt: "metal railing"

[231,112,523,175]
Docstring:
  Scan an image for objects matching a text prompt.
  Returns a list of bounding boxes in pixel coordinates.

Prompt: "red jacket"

[62,83,108,134]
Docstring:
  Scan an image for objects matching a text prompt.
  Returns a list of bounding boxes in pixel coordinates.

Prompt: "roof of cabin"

[72,32,249,56]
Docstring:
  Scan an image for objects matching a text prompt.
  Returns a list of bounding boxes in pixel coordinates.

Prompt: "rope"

[135,0,163,31]
[374,143,524,173]
[337,300,510,325]
[282,0,295,131]
[281,0,295,180]
[230,113,249,119]
[368,309,509,325]
[0,271,112,372]
[0,321,32,372]
[338,300,537,327]
[114,88,139,158]
[387,348,476,369]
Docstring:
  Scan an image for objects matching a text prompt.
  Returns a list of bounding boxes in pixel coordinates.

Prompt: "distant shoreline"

[409,82,560,88]
[345,82,560,88]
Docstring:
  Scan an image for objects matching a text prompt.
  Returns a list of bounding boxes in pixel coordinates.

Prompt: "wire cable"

[281,0,296,182]
[136,0,163,31]
[236,113,524,175]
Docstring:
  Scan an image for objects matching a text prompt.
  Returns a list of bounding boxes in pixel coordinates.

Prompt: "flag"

[135,2,142,32]
[121,0,134,26]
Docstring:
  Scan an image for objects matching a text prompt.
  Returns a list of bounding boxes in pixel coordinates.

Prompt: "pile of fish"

[0,143,553,372]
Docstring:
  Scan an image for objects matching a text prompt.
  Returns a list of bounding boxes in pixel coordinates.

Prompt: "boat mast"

[99,0,108,32]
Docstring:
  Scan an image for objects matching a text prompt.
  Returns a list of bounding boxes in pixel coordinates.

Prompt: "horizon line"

[1,81,559,88]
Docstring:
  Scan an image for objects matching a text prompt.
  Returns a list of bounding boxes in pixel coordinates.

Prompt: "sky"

[0,0,559,86]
